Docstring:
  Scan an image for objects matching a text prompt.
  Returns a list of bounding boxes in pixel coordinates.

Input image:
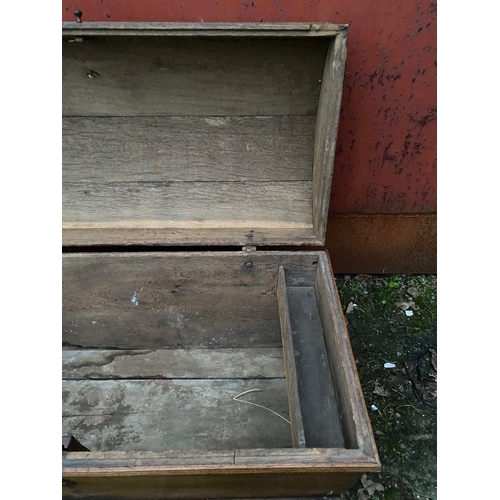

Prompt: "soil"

[336,274,437,500]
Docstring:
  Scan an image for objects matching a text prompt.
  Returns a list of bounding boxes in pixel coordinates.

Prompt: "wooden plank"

[287,286,345,448]
[62,471,363,499]
[63,450,234,466]
[62,252,320,350]
[63,37,328,116]
[62,379,291,451]
[277,267,306,448]
[63,30,346,38]
[63,285,282,350]
[62,22,348,33]
[315,252,380,462]
[63,29,346,38]
[62,348,285,380]
[62,251,320,288]
[234,448,373,466]
[62,181,313,226]
[312,31,348,243]
[63,448,375,471]
[62,226,320,247]
[63,116,315,183]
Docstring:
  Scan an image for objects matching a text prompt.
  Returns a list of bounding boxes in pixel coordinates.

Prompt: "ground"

[335,274,437,500]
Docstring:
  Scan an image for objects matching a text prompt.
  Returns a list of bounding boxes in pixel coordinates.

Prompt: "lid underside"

[62,24,347,246]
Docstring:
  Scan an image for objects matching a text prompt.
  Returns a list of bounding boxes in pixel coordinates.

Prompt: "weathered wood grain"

[312,31,348,243]
[62,348,285,380]
[63,285,281,349]
[62,181,313,226]
[63,37,328,117]
[62,22,348,36]
[62,251,320,288]
[63,116,315,183]
[63,448,375,471]
[62,470,363,500]
[62,379,291,451]
[64,450,235,466]
[63,226,320,247]
[63,29,345,38]
[287,286,345,448]
[62,252,320,349]
[277,267,306,447]
[315,252,380,460]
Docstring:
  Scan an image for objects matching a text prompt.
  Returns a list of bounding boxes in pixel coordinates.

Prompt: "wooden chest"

[62,22,380,499]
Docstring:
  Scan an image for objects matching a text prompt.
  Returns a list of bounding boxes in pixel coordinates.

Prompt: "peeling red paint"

[62,0,437,215]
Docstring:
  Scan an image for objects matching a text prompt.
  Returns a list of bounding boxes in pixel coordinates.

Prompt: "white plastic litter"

[384,362,396,369]
[370,404,378,411]
[405,310,414,317]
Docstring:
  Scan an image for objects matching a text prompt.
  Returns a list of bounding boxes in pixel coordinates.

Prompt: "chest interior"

[63,251,354,451]
[62,25,377,491]
[63,33,340,246]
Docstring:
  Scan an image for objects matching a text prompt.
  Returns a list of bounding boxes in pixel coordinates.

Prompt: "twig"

[395,404,420,412]
[391,388,406,398]
[233,389,291,425]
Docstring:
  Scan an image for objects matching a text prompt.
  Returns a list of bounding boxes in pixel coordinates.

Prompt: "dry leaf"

[357,474,385,498]
[373,384,391,397]
[407,286,420,298]
[395,300,415,311]
[395,300,420,311]
[360,475,371,489]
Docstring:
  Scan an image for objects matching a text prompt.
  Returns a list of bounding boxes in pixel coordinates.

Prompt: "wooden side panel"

[62,252,320,349]
[312,31,348,242]
[286,286,345,448]
[63,37,328,117]
[63,116,315,183]
[63,348,285,380]
[315,252,379,460]
[62,470,362,499]
[63,379,291,451]
[277,267,306,447]
[62,181,313,226]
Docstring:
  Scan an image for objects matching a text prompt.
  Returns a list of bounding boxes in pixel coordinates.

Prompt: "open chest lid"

[62,22,348,247]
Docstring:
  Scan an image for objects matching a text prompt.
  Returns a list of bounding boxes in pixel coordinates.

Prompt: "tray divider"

[277,266,307,448]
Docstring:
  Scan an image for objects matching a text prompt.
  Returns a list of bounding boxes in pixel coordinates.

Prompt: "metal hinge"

[242,246,257,252]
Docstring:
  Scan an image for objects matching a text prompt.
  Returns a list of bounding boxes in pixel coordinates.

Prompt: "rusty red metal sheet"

[62,0,436,217]
[326,214,437,274]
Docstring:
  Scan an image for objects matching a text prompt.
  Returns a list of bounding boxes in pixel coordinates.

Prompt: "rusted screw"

[74,10,83,23]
